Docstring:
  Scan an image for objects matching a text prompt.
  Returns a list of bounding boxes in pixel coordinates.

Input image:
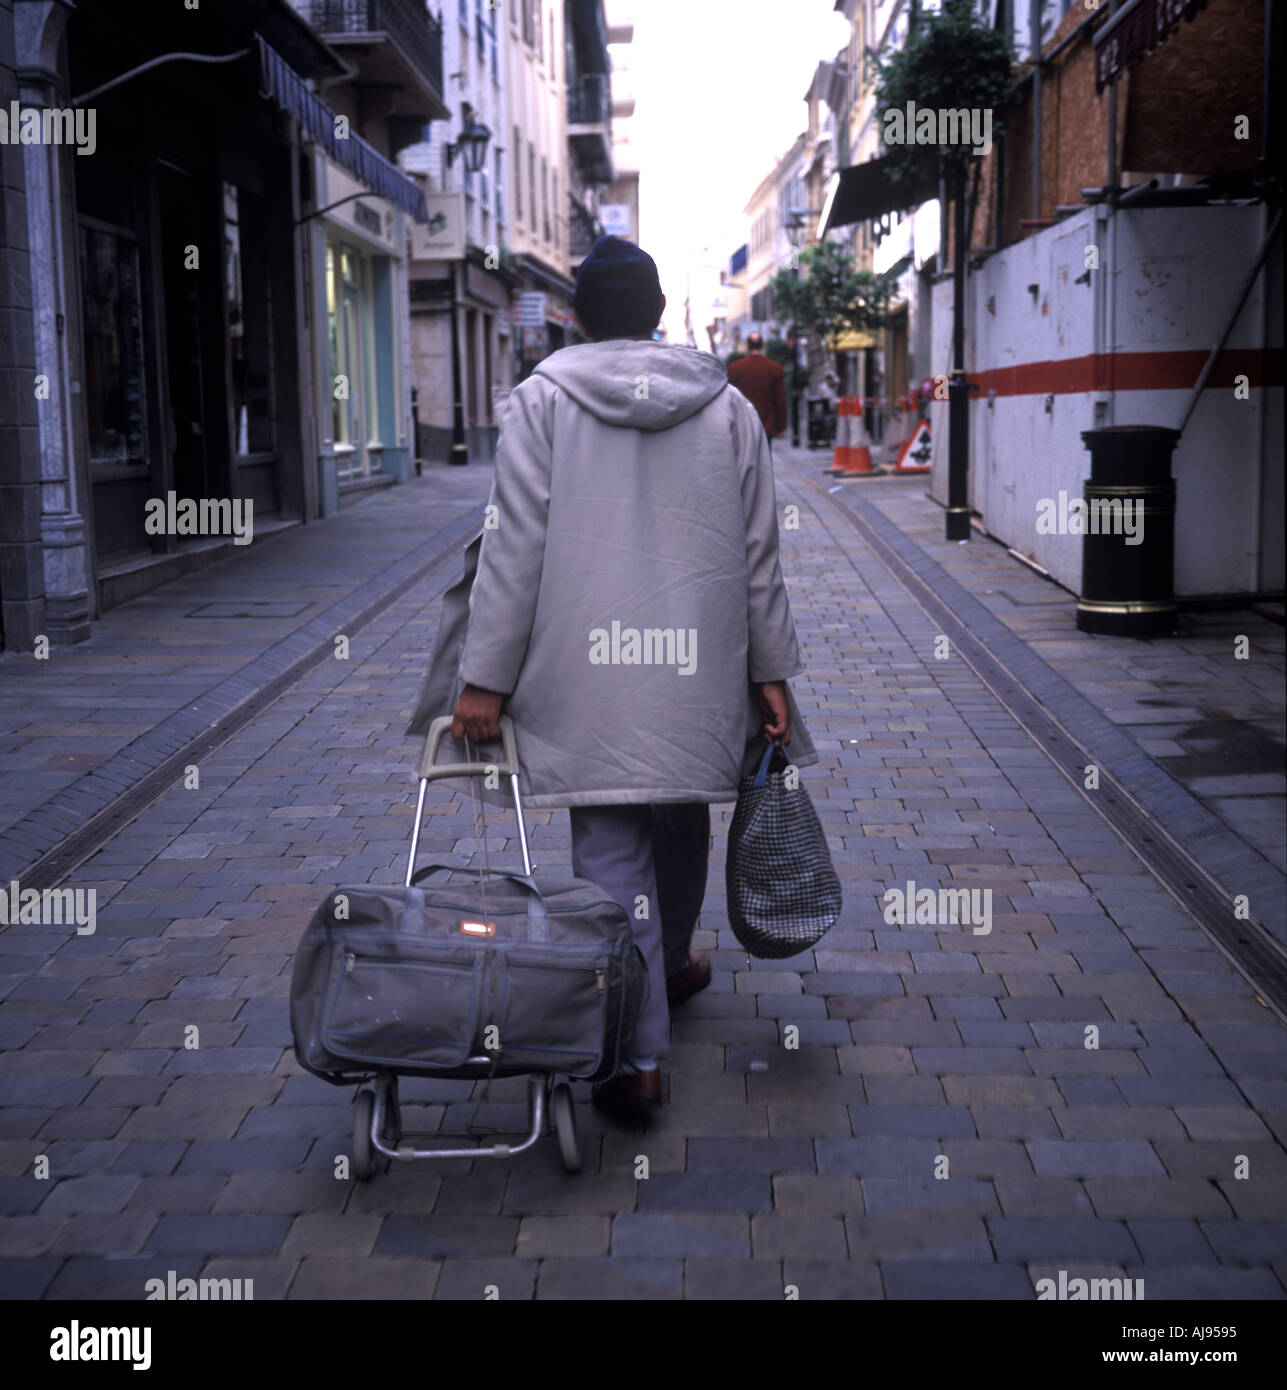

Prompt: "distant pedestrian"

[728,332,787,447]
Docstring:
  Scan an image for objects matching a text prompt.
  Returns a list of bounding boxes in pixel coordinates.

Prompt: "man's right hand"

[756,680,791,744]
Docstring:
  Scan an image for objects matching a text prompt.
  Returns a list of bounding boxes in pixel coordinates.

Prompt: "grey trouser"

[568,803,711,1062]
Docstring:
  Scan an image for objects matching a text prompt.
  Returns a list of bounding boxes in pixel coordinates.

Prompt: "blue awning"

[256,36,428,224]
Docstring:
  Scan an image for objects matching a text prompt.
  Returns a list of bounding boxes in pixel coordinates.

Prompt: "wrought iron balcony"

[304,0,448,122]
[568,74,613,183]
[569,194,603,263]
[568,73,610,127]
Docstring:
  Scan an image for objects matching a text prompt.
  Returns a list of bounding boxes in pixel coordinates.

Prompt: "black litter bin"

[807,396,835,449]
[1077,425,1180,637]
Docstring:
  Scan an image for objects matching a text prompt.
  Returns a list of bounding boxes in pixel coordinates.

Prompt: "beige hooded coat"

[409,338,815,809]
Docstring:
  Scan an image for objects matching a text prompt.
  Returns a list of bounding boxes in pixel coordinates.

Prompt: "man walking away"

[727,331,787,449]
[448,236,811,1118]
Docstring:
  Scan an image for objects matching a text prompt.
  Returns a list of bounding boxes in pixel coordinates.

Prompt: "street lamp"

[447,107,492,174]
[446,107,492,465]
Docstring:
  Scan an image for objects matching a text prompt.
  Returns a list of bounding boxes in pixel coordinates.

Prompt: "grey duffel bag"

[290,867,647,1084]
[290,716,648,1085]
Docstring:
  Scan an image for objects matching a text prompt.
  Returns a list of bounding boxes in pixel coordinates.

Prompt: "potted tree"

[768,240,895,393]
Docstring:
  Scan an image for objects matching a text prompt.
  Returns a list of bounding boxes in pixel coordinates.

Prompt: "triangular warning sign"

[896,419,932,472]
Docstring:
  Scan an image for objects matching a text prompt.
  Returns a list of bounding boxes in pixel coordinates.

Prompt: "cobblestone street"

[1,450,1284,1301]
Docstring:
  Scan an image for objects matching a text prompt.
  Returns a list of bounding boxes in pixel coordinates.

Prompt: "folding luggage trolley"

[290,714,645,1180]
[340,716,586,1178]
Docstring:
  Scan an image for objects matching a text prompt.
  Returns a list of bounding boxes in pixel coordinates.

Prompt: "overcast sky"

[621,0,851,342]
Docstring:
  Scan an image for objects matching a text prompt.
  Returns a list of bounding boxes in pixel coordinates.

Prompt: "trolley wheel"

[352,1088,376,1181]
[550,1082,581,1173]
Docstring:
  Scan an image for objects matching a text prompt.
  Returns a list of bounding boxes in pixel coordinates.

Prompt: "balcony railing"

[568,73,610,127]
[306,0,444,107]
[569,194,602,262]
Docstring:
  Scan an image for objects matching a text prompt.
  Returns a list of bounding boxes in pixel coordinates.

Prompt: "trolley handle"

[406,714,533,885]
[416,714,520,782]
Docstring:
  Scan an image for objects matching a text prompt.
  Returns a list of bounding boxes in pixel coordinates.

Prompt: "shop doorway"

[159,163,209,503]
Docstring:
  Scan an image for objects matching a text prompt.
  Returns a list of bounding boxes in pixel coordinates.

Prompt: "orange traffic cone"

[829,396,851,474]
[840,396,874,474]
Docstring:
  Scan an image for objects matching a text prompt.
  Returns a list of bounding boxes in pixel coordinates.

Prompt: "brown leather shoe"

[591,1067,662,1117]
[666,950,712,1007]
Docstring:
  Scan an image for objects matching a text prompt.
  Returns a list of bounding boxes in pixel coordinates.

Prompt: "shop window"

[223,183,275,456]
[326,243,372,481]
[78,220,148,470]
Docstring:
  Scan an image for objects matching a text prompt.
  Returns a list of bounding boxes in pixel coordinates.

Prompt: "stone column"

[0,0,44,651]
[16,0,90,643]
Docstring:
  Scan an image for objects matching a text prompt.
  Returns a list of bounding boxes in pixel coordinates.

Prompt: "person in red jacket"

[727,333,787,449]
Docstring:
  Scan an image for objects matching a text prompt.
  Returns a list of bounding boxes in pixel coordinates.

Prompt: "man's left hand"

[451,684,505,743]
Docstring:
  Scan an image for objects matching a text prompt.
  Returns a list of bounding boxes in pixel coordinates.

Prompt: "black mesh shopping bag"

[725,740,842,959]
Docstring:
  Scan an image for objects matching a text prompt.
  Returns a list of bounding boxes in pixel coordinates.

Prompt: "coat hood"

[533,340,729,432]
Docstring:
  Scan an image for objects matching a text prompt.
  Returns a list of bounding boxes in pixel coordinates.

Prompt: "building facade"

[506,0,578,384]
[821,0,1280,599]
[0,0,443,649]
[403,0,516,462]
[292,0,450,508]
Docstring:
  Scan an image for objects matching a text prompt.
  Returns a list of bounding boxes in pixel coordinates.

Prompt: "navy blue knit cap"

[573,235,663,337]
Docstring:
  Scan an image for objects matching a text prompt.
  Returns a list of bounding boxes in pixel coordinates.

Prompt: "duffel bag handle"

[409,861,549,942]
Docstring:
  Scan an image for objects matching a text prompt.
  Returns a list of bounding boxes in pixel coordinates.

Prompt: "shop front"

[313,157,413,507]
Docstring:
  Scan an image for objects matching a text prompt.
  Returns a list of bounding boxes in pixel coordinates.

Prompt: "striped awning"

[256,37,428,223]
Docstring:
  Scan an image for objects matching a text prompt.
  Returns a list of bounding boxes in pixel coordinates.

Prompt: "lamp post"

[445,106,492,465]
[784,209,808,450]
[945,163,971,540]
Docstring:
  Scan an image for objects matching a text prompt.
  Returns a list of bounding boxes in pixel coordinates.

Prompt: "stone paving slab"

[0,449,1284,1299]
[0,465,485,862]
[856,472,1285,878]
